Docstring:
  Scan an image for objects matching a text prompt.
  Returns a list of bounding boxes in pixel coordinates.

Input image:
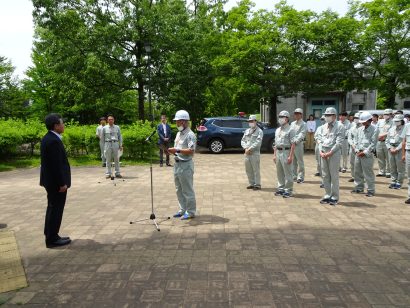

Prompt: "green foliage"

[0,56,28,118]
[0,119,159,160]
[122,121,158,159]
[0,0,408,125]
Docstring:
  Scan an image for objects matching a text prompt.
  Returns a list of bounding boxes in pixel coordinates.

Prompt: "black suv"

[196,117,276,153]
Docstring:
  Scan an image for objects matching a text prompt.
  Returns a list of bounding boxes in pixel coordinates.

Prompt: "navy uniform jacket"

[157,123,172,145]
[40,131,71,191]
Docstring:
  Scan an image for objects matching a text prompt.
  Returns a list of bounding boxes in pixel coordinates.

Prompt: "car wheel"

[209,138,224,154]
[269,138,275,153]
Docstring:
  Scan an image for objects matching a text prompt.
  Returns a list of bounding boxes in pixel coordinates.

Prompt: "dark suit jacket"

[40,131,71,191]
[157,123,172,145]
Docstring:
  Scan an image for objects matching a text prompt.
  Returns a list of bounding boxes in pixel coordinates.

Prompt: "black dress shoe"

[46,238,71,248]
[348,178,354,182]
[405,198,410,204]
[246,185,254,189]
[314,172,320,176]
[57,235,70,241]
[166,163,172,167]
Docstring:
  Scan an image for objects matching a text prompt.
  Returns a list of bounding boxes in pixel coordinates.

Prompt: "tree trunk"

[138,79,145,120]
[269,96,278,127]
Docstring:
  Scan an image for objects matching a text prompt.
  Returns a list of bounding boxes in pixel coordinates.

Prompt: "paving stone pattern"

[1,152,410,307]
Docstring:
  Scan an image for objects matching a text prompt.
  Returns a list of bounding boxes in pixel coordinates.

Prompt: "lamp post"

[144,42,152,122]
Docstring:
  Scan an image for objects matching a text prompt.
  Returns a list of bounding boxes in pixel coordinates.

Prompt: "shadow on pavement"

[294,193,321,200]
[303,180,321,185]
[340,202,377,208]
[183,215,229,227]
[0,223,7,229]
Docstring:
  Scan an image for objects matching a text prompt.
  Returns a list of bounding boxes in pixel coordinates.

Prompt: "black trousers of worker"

[44,189,67,244]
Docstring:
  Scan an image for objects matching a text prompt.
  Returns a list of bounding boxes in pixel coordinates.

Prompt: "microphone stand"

[129,129,170,231]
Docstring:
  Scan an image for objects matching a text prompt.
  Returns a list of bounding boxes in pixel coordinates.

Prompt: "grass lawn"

[0,155,151,172]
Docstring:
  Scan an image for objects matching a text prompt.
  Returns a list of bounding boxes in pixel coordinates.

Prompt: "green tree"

[0,56,27,118]
[352,0,410,108]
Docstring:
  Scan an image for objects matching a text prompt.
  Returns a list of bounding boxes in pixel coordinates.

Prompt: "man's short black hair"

[107,114,114,119]
[45,113,62,131]
[395,110,403,114]
[340,111,348,116]
[372,114,378,118]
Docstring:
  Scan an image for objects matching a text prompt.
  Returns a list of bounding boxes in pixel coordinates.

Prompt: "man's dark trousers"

[44,189,66,243]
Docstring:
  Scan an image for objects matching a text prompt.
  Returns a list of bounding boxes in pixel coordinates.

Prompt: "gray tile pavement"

[0,152,410,307]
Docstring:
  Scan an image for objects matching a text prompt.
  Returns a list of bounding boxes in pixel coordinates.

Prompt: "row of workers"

[241,108,410,205]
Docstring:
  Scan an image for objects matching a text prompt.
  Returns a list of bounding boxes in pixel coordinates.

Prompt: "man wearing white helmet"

[273,111,295,197]
[319,107,345,206]
[241,115,263,190]
[347,113,362,182]
[386,114,405,189]
[401,121,410,204]
[291,108,307,183]
[314,115,326,187]
[352,111,377,197]
[168,110,197,220]
[375,109,394,177]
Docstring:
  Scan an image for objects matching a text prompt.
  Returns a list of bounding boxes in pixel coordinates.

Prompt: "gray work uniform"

[376,119,393,175]
[291,119,307,180]
[354,125,377,193]
[401,124,410,198]
[274,123,295,193]
[102,124,122,176]
[386,125,404,184]
[347,123,361,180]
[340,119,351,170]
[241,126,263,187]
[319,121,345,201]
[314,124,325,176]
[174,128,197,216]
[96,124,106,164]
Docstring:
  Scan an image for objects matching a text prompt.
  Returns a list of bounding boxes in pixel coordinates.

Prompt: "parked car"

[196,117,276,153]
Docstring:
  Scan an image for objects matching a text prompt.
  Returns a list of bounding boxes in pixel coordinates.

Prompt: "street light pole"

[130,41,170,231]
[144,42,153,122]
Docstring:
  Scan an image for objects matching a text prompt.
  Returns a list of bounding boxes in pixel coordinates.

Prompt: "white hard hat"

[393,114,404,121]
[173,110,190,121]
[354,112,360,118]
[294,108,303,114]
[278,110,290,118]
[247,115,257,122]
[324,107,337,115]
[359,111,372,123]
[384,109,393,115]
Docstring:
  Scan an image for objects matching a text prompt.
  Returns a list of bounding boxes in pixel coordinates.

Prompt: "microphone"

[145,130,157,142]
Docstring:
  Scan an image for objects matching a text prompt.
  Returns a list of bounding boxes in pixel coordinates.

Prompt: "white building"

[261,90,378,123]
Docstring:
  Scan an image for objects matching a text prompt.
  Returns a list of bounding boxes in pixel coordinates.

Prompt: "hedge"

[0,119,177,160]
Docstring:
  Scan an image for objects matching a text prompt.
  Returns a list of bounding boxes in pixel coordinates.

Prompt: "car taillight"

[197,125,207,132]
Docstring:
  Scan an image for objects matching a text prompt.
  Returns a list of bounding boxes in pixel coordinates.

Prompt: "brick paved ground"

[1,151,410,307]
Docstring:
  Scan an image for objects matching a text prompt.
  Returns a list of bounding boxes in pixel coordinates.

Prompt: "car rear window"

[220,120,243,128]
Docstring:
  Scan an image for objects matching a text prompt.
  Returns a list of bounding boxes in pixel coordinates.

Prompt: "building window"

[404,101,410,109]
[352,104,364,111]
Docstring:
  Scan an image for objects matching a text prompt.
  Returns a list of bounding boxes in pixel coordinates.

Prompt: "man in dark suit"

[40,114,71,248]
[157,114,172,167]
